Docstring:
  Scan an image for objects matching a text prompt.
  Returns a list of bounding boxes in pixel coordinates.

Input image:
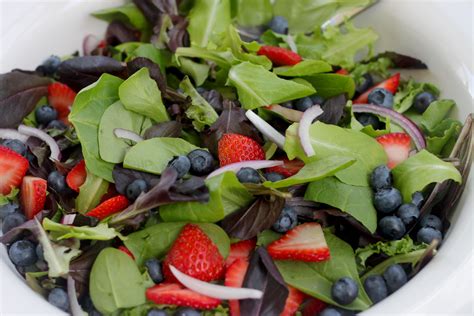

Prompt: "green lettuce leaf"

[178,57,210,86]
[273,60,332,77]
[256,230,281,247]
[75,170,109,213]
[43,218,124,241]
[420,99,455,131]
[393,80,440,113]
[425,119,462,156]
[392,149,462,202]
[303,73,356,99]
[92,3,150,33]
[175,47,235,69]
[227,62,315,109]
[349,57,392,86]
[234,0,272,26]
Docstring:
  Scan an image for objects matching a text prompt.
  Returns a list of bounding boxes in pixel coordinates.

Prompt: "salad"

[0,0,472,315]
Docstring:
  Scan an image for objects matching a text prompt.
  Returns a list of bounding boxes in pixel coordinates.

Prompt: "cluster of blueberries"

[370,165,443,244]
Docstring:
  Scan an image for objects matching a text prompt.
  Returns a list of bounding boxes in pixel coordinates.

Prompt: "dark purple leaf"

[167,16,190,52]
[240,247,289,316]
[127,57,167,96]
[72,214,99,227]
[371,51,428,69]
[144,121,182,139]
[317,94,347,125]
[106,21,141,46]
[202,100,263,155]
[0,72,51,128]
[112,165,161,195]
[0,211,51,245]
[221,196,284,240]
[199,89,224,113]
[57,56,126,91]
[133,0,178,23]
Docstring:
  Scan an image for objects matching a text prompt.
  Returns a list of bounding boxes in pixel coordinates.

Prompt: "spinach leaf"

[98,101,152,163]
[240,247,289,316]
[227,62,315,110]
[180,76,218,131]
[273,60,332,77]
[124,222,230,266]
[303,73,355,99]
[234,0,272,27]
[187,0,232,47]
[392,150,462,202]
[275,232,372,311]
[284,122,387,186]
[264,156,355,189]
[393,80,440,113]
[0,71,50,128]
[123,137,200,174]
[305,177,377,233]
[75,170,109,213]
[178,57,210,86]
[42,218,124,241]
[90,248,146,314]
[421,99,455,132]
[160,171,253,223]
[119,67,169,123]
[92,3,150,31]
[69,74,123,182]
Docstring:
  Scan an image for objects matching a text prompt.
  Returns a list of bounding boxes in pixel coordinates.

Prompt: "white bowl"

[0,0,472,315]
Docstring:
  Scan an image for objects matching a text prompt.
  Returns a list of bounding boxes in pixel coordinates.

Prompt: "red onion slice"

[0,129,29,142]
[67,276,86,316]
[18,125,61,161]
[265,105,303,122]
[83,34,101,56]
[60,214,76,225]
[298,105,323,157]
[169,265,263,300]
[245,110,285,148]
[206,160,283,180]
[352,104,426,150]
[114,128,143,143]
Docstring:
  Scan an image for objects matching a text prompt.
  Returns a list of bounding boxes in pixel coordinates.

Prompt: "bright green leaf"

[274,60,332,77]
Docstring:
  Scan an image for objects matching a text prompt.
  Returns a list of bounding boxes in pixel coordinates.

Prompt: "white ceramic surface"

[0,0,473,315]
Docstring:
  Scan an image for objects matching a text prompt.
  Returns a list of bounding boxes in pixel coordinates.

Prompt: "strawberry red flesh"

[224,259,250,316]
[268,223,330,262]
[376,133,411,169]
[266,158,304,177]
[302,298,327,316]
[335,68,349,75]
[146,283,221,310]
[86,195,129,220]
[118,245,135,260]
[0,146,29,195]
[225,239,256,268]
[257,46,302,66]
[354,73,400,104]
[66,160,87,192]
[280,286,306,316]
[48,82,76,123]
[218,133,265,166]
[20,176,47,220]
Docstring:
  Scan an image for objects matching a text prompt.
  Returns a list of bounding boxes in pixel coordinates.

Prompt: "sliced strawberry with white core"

[225,239,256,268]
[0,146,29,195]
[280,286,306,316]
[376,133,411,169]
[225,259,250,316]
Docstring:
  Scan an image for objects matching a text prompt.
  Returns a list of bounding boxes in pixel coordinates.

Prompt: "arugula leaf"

[303,73,355,99]
[393,80,440,113]
[119,68,170,123]
[227,62,315,109]
[42,218,124,241]
[273,60,332,77]
[264,156,355,189]
[75,170,109,213]
[123,137,200,174]
[392,150,462,202]
[92,3,149,31]
[160,171,253,222]
[90,248,146,314]
[275,232,372,311]
[69,74,123,182]
[187,0,232,47]
[180,76,219,131]
[284,122,387,186]
[305,177,377,233]
[234,0,272,26]
[178,57,210,86]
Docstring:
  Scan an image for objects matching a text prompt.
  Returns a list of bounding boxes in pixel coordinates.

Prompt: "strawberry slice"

[20,176,47,220]
[266,158,304,178]
[66,160,87,192]
[118,245,135,260]
[335,68,349,75]
[302,298,327,316]
[48,82,76,123]
[354,73,400,103]
[218,133,265,167]
[163,224,225,282]
[146,283,221,310]
[0,146,29,195]
[376,133,411,169]
[268,223,330,262]
[225,239,256,268]
[257,46,302,66]
[86,195,129,220]
[281,286,306,316]
[224,259,250,316]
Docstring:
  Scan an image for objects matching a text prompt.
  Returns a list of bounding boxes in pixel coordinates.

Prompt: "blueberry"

[272,206,298,233]
[355,113,382,130]
[319,308,343,316]
[374,188,403,214]
[367,88,394,108]
[8,240,37,267]
[420,214,442,231]
[148,309,167,316]
[144,258,164,284]
[331,277,359,305]
[187,149,215,176]
[48,288,70,312]
[310,95,325,106]
[2,213,26,233]
[413,91,436,113]
[294,97,313,112]
[48,171,68,194]
[35,105,58,125]
[396,203,420,226]
[417,227,442,244]
[383,264,407,293]
[126,179,148,201]
[411,191,424,208]
[47,120,67,130]
[0,202,21,219]
[281,101,293,109]
[378,216,406,240]
[174,307,201,316]
[363,275,388,304]
[370,165,392,190]
[2,139,28,156]
[236,167,261,184]
[39,55,61,76]
[268,16,288,34]
[356,73,374,95]
[265,172,285,182]
[169,156,191,178]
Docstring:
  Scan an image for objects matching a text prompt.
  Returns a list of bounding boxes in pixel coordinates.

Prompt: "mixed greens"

[0,0,472,316]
